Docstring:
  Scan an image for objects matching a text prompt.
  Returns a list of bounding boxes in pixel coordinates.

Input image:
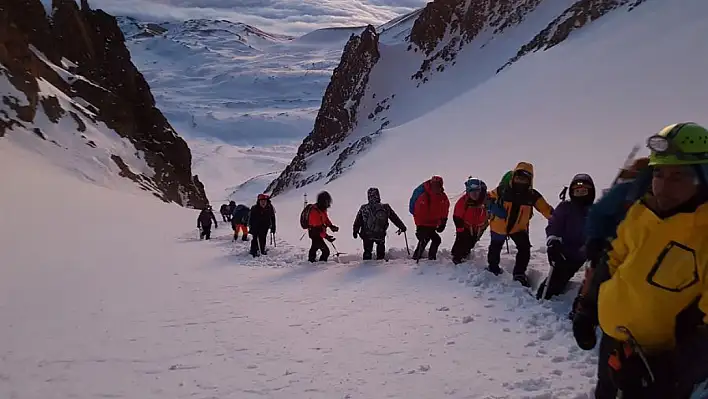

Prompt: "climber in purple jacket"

[536,173,596,300]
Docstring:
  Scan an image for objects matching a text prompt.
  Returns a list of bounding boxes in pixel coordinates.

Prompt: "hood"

[512,162,535,186]
[424,175,445,194]
[367,187,381,204]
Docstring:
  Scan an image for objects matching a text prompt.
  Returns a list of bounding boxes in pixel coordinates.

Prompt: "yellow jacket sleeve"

[606,217,631,276]
[533,195,554,219]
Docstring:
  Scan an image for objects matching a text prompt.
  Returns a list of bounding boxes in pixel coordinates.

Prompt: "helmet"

[648,122,708,166]
[257,193,270,201]
[465,177,487,193]
[430,175,444,185]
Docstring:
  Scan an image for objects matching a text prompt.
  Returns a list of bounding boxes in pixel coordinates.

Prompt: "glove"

[572,297,599,350]
[546,236,565,264]
[330,225,340,232]
[215,224,218,229]
[353,231,358,239]
[271,228,276,234]
[585,239,604,266]
[400,226,407,233]
[436,219,447,233]
[325,235,336,243]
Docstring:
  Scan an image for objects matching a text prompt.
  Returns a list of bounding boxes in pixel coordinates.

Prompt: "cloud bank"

[82,0,427,35]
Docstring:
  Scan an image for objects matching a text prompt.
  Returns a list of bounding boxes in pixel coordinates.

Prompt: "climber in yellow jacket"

[486,162,553,286]
[573,122,708,399]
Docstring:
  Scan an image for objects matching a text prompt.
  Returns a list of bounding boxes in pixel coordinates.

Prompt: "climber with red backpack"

[409,175,450,261]
[353,187,407,260]
[300,191,339,262]
[451,178,489,265]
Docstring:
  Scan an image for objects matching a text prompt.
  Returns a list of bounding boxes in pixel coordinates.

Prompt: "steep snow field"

[0,141,597,399]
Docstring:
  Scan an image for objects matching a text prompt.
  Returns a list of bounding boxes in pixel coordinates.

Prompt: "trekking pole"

[271,232,276,247]
[505,236,510,254]
[402,230,410,256]
[540,260,555,300]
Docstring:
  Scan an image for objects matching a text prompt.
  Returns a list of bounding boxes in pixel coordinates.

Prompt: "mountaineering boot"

[513,274,531,287]
[487,265,503,276]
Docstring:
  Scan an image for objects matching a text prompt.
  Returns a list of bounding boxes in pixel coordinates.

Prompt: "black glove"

[399,226,407,233]
[215,224,218,229]
[330,225,340,233]
[325,235,336,243]
[585,239,605,266]
[353,231,358,239]
[271,227,276,234]
[572,297,599,350]
[546,237,564,264]
[436,218,447,233]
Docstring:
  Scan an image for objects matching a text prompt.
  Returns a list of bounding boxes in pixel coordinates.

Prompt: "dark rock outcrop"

[267,25,380,196]
[0,0,208,208]
[498,0,647,72]
[409,0,543,82]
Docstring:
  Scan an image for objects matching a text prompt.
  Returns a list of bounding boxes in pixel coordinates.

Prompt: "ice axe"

[327,239,344,259]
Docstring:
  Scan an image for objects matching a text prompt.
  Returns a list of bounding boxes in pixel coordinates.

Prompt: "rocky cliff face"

[266,0,648,196]
[0,0,208,207]
[267,25,380,196]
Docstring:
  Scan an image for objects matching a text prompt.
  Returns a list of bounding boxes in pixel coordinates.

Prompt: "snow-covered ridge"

[1,0,208,207]
[266,0,652,196]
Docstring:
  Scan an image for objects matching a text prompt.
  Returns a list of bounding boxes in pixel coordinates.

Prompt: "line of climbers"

[196,122,708,398]
[200,194,276,258]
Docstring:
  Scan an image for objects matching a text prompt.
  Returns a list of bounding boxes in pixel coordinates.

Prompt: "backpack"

[300,204,315,229]
[409,184,426,215]
[364,203,389,235]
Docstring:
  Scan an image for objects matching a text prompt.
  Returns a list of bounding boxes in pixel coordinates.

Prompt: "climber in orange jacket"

[486,162,553,286]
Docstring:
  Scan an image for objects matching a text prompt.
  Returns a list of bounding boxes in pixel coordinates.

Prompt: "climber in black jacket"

[248,194,276,257]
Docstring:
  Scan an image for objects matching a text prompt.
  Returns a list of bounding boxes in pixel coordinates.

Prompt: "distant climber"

[219,203,230,222]
[197,205,218,240]
[302,191,339,262]
[353,187,407,261]
[231,203,251,241]
[451,178,489,264]
[410,175,450,261]
[248,194,276,257]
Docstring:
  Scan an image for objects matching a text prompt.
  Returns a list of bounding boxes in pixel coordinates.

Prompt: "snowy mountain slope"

[267,0,653,196]
[0,140,599,399]
[1,0,208,207]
